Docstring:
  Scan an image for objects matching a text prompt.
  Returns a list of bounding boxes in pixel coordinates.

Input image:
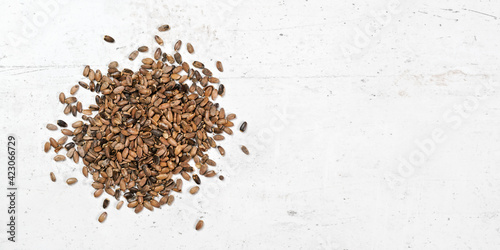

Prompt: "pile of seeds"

[44,25,248,227]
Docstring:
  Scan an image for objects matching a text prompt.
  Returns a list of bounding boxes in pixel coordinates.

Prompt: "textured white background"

[1,0,500,249]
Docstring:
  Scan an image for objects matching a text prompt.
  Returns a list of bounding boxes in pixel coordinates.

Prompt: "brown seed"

[66,177,77,185]
[129,50,139,61]
[187,43,194,54]
[154,35,164,45]
[46,124,58,131]
[116,201,124,210]
[49,137,58,148]
[72,121,83,128]
[64,97,77,104]
[189,186,200,194]
[174,52,182,64]
[94,189,104,198]
[240,121,247,132]
[241,145,249,155]
[193,174,201,185]
[138,46,149,52]
[61,129,73,136]
[216,61,223,72]
[83,66,90,77]
[219,175,224,181]
[135,204,144,213]
[57,136,68,145]
[82,166,88,177]
[50,172,56,182]
[44,142,51,153]
[98,212,107,223]
[205,170,216,177]
[108,61,118,68]
[158,24,170,32]
[54,155,66,162]
[57,120,67,127]
[167,195,174,206]
[154,48,162,60]
[213,135,225,141]
[227,114,236,120]
[195,220,204,230]
[202,68,212,76]
[103,198,110,209]
[193,61,204,69]
[58,92,65,104]
[218,146,225,156]
[174,40,182,51]
[70,85,79,95]
[104,35,115,43]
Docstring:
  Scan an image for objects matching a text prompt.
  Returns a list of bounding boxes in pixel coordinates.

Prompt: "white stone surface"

[1,0,500,249]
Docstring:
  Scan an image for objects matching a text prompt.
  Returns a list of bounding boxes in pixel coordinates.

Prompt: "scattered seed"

[58,93,65,104]
[240,121,247,132]
[66,177,77,185]
[104,35,115,43]
[54,155,66,162]
[187,43,194,54]
[158,24,170,32]
[108,61,118,68]
[103,198,110,209]
[129,51,139,61]
[46,124,58,131]
[57,136,68,145]
[219,175,224,181]
[195,220,204,230]
[138,46,149,52]
[218,146,225,156]
[174,40,182,51]
[98,212,107,223]
[50,172,56,182]
[116,201,124,210]
[189,186,200,194]
[241,146,249,155]
[216,61,223,72]
[70,85,79,95]
[44,142,51,152]
[154,35,164,45]
[193,61,204,69]
[57,120,67,127]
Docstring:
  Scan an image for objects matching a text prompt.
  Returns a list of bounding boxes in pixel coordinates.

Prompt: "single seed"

[174,40,182,51]
[138,46,149,52]
[187,43,194,54]
[46,124,58,130]
[59,93,65,104]
[57,120,67,127]
[116,201,124,210]
[61,129,73,136]
[167,195,174,206]
[44,142,51,153]
[195,220,204,230]
[189,186,200,194]
[193,174,201,185]
[70,85,79,95]
[108,61,118,68]
[240,121,247,132]
[83,66,90,77]
[219,175,224,181]
[49,137,58,148]
[158,24,170,32]
[216,61,223,72]
[98,212,107,223]
[154,35,164,45]
[104,35,115,43]
[193,61,204,69]
[57,136,68,145]
[103,198,110,209]
[218,146,225,156]
[72,121,83,128]
[174,52,182,64]
[129,51,139,61]
[54,155,66,162]
[66,177,77,185]
[241,145,249,155]
[154,48,162,60]
[50,172,56,182]
[213,135,224,141]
